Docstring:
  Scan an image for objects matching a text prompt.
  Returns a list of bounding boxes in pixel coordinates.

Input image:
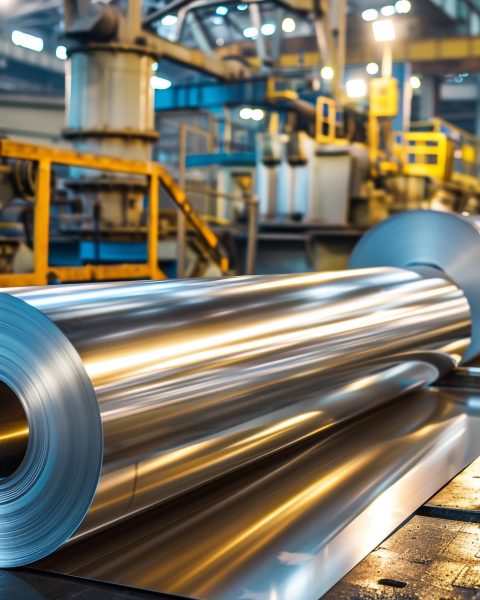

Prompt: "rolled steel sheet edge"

[0,293,103,566]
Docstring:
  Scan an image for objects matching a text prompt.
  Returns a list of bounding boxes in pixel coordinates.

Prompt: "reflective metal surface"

[34,387,480,600]
[0,268,471,565]
[350,210,480,361]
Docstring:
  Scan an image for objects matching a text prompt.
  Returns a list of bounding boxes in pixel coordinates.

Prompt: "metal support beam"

[143,30,250,79]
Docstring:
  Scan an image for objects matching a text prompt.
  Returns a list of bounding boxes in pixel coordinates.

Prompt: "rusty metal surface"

[325,515,480,599]
[429,457,480,512]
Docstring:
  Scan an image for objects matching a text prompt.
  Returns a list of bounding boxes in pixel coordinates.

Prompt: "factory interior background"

[0,1,480,599]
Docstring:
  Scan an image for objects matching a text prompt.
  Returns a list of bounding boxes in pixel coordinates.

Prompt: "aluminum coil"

[0,267,471,566]
[350,210,480,361]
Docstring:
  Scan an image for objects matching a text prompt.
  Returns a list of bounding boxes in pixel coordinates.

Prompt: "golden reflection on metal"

[0,427,29,443]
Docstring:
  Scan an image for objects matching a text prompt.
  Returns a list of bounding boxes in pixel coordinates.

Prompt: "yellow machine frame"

[0,139,228,286]
[315,96,337,144]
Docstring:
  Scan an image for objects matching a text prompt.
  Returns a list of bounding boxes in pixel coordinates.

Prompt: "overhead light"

[161,14,178,26]
[216,37,225,46]
[152,62,158,71]
[346,79,367,98]
[212,16,224,25]
[11,30,43,52]
[366,61,379,75]
[381,4,396,16]
[55,45,67,60]
[395,0,411,13]
[410,75,421,89]
[261,23,276,36]
[243,26,258,38]
[372,18,396,42]
[237,3,248,10]
[320,65,334,80]
[240,107,253,119]
[239,107,264,120]
[216,6,228,15]
[362,8,378,21]
[282,17,296,33]
[151,76,172,90]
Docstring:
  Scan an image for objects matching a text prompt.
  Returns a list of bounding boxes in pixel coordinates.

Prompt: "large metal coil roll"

[350,210,480,361]
[0,210,478,572]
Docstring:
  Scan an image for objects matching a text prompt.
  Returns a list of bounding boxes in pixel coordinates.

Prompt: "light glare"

[410,75,421,89]
[372,18,396,42]
[55,45,67,60]
[366,62,379,75]
[381,5,396,16]
[261,23,276,36]
[282,17,296,33]
[346,79,367,98]
[243,26,258,38]
[151,76,172,90]
[161,14,178,26]
[395,0,411,13]
[362,8,378,21]
[320,65,334,80]
[11,30,43,52]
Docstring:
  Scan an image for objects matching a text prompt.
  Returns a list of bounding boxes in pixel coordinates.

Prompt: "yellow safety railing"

[395,132,452,181]
[0,139,228,286]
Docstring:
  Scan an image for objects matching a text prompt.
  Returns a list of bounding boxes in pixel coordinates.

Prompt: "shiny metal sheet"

[0,268,471,566]
[33,387,480,600]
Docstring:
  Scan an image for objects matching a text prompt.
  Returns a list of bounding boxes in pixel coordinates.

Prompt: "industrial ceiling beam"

[271,35,480,71]
[143,0,315,27]
[0,38,63,74]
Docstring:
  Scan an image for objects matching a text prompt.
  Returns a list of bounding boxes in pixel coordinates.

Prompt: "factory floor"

[326,457,480,599]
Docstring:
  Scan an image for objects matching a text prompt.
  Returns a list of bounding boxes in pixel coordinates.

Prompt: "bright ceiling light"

[243,26,258,38]
[372,18,396,42]
[381,5,396,16]
[362,8,378,21]
[55,45,67,60]
[11,30,43,52]
[251,108,265,121]
[161,14,178,26]
[320,65,334,80]
[240,107,253,119]
[212,16,224,25]
[282,17,296,33]
[395,0,412,13]
[366,61,379,75]
[261,23,276,36]
[237,3,248,10]
[216,5,228,15]
[346,79,367,98]
[410,75,421,89]
[151,76,172,90]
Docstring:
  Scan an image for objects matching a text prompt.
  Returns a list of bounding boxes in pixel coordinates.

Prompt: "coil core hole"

[0,382,29,478]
